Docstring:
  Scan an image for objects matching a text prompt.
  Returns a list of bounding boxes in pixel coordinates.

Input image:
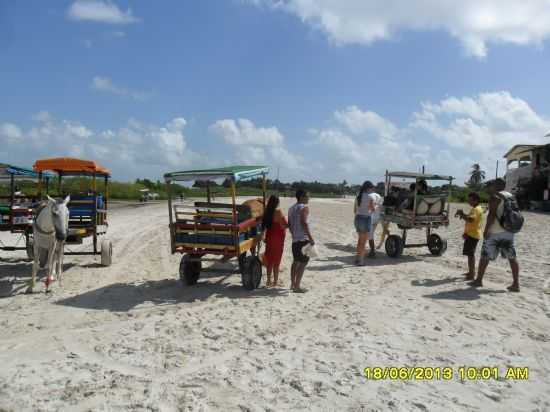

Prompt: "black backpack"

[497,193,524,233]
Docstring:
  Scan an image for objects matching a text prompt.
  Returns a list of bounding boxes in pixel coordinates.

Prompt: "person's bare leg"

[470,257,489,287]
[356,234,367,264]
[291,261,297,289]
[266,264,273,287]
[465,255,475,280]
[368,239,376,257]
[507,259,520,292]
[273,264,281,286]
[294,262,307,291]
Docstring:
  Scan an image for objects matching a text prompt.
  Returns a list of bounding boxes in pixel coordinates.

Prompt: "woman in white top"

[354,181,375,265]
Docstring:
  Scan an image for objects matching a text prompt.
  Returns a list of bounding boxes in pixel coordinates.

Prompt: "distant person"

[262,195,288,288]
[469,179,521,292]
[354,181,375,265]
[456,192,483,280]
[288,189,314,293]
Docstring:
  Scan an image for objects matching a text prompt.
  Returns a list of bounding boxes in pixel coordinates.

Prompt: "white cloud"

[250,0,550,57]
[3,113,198,180]
[67,0,139,25]
[312,92,550,183]
[209,118,284,146]
[0,123,23,142]
[91,76,149,101]
[335,106,398,140]
[412,91,550,151]
[209,118,305,175]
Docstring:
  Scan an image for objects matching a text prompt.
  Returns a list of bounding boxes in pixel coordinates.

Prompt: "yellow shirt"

[464,205,483,240]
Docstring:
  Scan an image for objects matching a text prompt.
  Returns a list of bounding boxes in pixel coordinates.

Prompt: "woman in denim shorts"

[354,181,375,265]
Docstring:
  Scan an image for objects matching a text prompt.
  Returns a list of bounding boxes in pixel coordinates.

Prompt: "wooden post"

[104,176,109,210]
[412,178,418,225]
[206,181,211,203]
[9,174,14,208]
[167,179,175,254]
[231,180,238,254]
[495,160,499,179]
[262,175,267,208]
[38,172,43,199]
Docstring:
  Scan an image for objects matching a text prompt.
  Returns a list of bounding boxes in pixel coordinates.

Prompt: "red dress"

[265,213,287,266]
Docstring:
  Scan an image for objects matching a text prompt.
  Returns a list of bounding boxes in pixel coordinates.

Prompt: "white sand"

[1,198,549,411]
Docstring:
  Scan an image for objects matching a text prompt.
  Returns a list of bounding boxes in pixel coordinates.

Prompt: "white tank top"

[489,191,512,234]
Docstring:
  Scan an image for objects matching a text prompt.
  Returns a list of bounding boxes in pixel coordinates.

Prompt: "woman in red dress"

[262,195,288,287]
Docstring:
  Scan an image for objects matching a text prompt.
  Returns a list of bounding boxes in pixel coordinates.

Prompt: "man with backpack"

[469,178,524,292]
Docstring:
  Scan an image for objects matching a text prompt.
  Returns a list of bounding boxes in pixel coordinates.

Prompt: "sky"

[1,0,550,184]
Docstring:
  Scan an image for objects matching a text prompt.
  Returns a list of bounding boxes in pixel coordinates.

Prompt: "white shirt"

[369,192,383,221]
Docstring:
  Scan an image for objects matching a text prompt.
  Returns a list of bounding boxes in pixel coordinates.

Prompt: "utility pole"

[495,160,499,179]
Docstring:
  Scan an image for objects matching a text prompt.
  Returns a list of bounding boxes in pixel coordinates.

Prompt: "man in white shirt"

[367,190,383,257]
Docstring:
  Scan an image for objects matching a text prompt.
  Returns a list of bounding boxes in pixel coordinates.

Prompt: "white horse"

[26,195,70,294]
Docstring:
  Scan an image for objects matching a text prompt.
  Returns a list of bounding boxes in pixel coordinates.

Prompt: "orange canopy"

[33,157,111,177]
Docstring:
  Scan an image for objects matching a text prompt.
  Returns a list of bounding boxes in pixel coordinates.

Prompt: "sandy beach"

[1,197,549,411]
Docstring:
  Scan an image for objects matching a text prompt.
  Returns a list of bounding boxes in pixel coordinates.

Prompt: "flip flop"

[292,288,308,293]
[507,285,520,292]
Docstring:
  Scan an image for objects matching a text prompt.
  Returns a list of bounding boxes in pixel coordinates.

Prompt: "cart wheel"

[242,256,262,290]
[180,254,201,286]
[100,239,113,266]
[385,235,404,258]
[428,234,447,256]
[238,252,247,274]
[26,236,34,261]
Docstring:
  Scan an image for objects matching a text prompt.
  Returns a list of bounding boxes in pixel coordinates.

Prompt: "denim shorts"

[481,232,516,261]
[354,215,372,234]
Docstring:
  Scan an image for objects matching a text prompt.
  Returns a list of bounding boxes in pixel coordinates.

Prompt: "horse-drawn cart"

[0,163,52,259]
[382,171,453,258]
[33,158,113,266]
[164,166,269,290]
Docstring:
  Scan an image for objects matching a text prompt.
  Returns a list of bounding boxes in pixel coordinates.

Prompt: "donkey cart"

[164,166,269,290]
[382,171,454,258]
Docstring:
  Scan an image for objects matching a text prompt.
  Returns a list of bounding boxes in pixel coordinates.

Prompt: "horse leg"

[57,242,65,286]
[26,243,40,294]
[45,239,57,293]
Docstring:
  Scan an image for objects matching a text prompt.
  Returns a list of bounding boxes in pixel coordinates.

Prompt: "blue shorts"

[354,215,372,234]
[481,232,517,261]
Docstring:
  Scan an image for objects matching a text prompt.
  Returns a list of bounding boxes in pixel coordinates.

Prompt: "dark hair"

[468,192,480,202]
[494,178,506,191]
[295,189,307,201]
[262,195,280,230]
[357,181,374,206]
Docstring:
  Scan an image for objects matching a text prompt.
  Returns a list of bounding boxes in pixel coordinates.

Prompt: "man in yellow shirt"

[456,192,483,280]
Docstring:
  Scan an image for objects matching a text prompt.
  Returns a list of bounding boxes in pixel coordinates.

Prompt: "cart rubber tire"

[385,234,404,258]
[180,254,201,286]
[242,256,262,290]
[26,237,34,261]
[428,234,447,256]
[238,252,247,274]
[101,239,113,266]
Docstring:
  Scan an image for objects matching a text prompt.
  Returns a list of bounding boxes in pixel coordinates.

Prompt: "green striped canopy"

[164,165,269,182]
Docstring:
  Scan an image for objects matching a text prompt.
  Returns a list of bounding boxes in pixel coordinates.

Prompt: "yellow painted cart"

[164,166,269,290]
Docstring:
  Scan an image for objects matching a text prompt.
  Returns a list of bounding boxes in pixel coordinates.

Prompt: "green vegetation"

[1,176,489,203]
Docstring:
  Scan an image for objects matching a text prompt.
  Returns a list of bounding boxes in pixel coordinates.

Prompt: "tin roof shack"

[504,143,550,207]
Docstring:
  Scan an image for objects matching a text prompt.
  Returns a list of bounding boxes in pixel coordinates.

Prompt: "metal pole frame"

[167,179,175,254]
[231,180,238,255]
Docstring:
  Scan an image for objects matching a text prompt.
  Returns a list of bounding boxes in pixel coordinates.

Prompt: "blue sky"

[1,0,550,183]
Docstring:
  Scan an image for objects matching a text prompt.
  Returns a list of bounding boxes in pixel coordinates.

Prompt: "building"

[504,142,550,204]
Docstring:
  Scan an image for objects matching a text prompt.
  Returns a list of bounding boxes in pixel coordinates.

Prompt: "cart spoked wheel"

[180,254,202,286]
[25,234,34,261]
[238,252,247,274]
[385,234,404,258]
[100,239,113,266]
[427,234,447,256]
[242,255,262,290]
